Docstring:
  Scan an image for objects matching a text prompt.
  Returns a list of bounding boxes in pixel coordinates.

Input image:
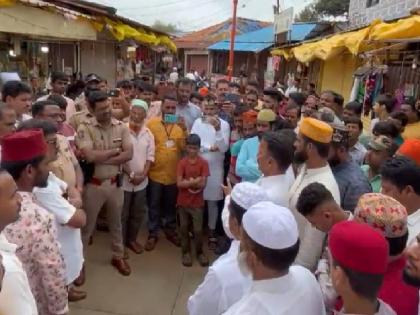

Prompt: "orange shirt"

[147,117,187,185]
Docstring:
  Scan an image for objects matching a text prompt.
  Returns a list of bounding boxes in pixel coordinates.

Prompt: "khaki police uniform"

[76,117,132,258]
[69,110,94,132]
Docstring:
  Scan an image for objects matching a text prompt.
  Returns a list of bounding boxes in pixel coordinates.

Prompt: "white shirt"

[223,266,326,315]
[288,164,341,271]
[33,172,83,284]
[186,72,196,81]
[408,209,420,244]
[0,232,38,315]
[335,299,396,315]
[177,102,202,132]
[220,168,292,239]
[169,71,179,83]
[15,113,31,127]
[122,126,155,192]
[255,167,295,207]
[191,117,230,201]
[188,240,252,315]
[222,195,235,239]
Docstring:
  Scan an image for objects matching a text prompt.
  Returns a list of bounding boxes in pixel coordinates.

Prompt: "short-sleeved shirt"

[49,135,78,188]
[147,117,187,185]
[33,173,83,285]
[177,156,210,208]
[76,117,131,180]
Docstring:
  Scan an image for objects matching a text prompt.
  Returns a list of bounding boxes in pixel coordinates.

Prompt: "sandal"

[208,236,218,251]
[145,236,158,251]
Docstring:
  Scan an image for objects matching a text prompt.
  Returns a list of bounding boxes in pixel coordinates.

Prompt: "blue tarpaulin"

[208,26,274,52]
[208,23,318,52]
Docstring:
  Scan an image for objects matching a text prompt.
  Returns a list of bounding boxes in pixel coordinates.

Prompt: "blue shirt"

[332,160,372,212]
[236,136,260,183]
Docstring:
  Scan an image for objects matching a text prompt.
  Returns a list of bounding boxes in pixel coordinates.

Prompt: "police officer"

[76,90,133,276]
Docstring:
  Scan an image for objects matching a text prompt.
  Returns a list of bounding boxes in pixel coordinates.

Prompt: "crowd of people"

[0,69,418,315]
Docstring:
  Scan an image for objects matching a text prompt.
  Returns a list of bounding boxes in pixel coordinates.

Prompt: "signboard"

[274,7,294,34]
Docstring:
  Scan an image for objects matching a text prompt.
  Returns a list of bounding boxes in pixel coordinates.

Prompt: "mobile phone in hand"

[109,89,120,97]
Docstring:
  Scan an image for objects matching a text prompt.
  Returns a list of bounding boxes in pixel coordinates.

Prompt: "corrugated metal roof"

[208,26,274,52]
[290,23,318,41]
[207,23,319,53]
[174,18,272,49]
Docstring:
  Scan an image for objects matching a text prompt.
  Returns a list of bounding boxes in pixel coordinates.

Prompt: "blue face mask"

[164,114,178,124]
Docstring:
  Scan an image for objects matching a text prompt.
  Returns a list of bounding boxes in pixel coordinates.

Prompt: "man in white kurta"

[33,172,85,286]
[288,117,340,271]
[223,201,326,315]
[191,99,230,238]
[188,183,269,315]
[256,131,295,207]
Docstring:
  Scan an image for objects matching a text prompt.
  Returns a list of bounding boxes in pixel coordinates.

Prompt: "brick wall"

[349,0,420,27]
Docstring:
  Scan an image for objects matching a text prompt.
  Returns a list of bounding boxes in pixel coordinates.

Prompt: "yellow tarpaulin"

[0,0,177,53]
[0,0,15,6]
[104,18,177,53]
[272,16,420,63]
[271,48,293,60]
[369,15,420,40]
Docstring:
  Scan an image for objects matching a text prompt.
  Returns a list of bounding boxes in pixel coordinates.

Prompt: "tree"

[152,20,180,34]
[295,0,350,22]
[314,0,350,17]
[295,4,320,22]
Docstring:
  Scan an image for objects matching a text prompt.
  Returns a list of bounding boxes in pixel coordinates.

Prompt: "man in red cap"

[328,221,396,314]
[354,193,418,315]
[1,129,68,315]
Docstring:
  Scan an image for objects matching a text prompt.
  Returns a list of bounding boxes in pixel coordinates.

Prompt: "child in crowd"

[176,134,210,267]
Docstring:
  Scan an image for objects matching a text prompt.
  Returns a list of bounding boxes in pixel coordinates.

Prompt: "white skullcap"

[231,182,269,210]
[243,201,299,250]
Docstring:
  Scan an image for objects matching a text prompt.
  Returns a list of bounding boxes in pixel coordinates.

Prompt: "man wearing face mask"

[146,94,187,251]
[328,124,372,212]
[288,117,340,271]
[188,182,268,315]
[236,109,276,183]
[224,201,326,315]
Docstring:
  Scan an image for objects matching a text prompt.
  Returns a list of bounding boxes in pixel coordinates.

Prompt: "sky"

[90,0,312,31]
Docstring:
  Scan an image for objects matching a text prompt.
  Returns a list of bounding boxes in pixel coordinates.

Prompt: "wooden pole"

[227,0,238,81]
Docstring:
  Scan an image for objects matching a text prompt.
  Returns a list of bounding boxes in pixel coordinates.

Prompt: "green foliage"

[295,0,350,22]
[295,4,320,22]
[152,20,180,34]
[314,0,350,17]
